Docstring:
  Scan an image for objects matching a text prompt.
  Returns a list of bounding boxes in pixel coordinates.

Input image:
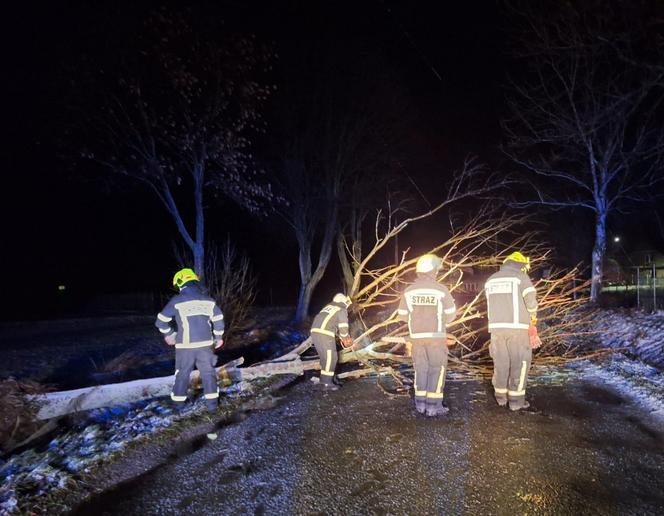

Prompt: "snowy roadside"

[0,378,287,515]
[577,355,664,421]
[592,308,664,368]
[531,356,664,423]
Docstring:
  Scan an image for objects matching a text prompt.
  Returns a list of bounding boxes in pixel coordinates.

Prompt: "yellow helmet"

[503,251,530,271]
[173,268,200,289]
[333,293,352,306]
[415,254,442,273]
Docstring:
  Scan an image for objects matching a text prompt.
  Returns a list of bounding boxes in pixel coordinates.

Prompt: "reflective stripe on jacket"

[484,261,538,331]
[398,275,456,339]
[155,284,224,349]
[311,302,349,338]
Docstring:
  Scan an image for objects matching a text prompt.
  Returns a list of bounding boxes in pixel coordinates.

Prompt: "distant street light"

[614,236,620,243]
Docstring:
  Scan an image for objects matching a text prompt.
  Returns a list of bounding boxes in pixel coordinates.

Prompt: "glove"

[164,334,176,346]
[214,339,224,349]
[528,325,542,349]
[340,335,354,349]
[446,335,456,347]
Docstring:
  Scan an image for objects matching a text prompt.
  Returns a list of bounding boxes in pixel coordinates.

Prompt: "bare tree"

[503,1,664,302]
[205,239,258,345]
[277,157,340,323]
[78,10,275,278]
[275,53,410,322]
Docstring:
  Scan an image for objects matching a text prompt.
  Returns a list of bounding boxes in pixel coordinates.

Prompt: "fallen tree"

[8,174,600,446]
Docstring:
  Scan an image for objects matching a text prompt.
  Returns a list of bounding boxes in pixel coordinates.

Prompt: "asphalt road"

[72,373,664,515]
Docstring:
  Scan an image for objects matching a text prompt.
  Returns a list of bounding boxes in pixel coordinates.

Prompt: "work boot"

[495,395,508,407]
[509,401,530,412]
[205,400,219,412]
[319,382,340,392]
[425,405,450,417]
[333,376,343,387]
[415,399,427,414]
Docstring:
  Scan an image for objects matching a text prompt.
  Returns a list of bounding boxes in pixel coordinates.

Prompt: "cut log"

[32,358,244,420]
[30,349,323,421]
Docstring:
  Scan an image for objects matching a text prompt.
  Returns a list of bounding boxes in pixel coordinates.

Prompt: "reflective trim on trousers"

[175,340,214,349]
[324,349,333,375]
[159,327,171,334]
[435,366,446,394]
[311,328,335,337]
[508,390,526,397]
[426,392,444,399]
[494,387,508,395]
[157,313,172,322]
[171,393,187,402]
[204,391,219,400]
[488,323,529,330]
[410,331,446,339]
[517,360,528,392]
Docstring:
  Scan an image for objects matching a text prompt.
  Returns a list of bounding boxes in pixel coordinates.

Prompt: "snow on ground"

[575,355,664,421]
[0,386,269,515]
[0,399,178,514]
[592,308,664,368]
[1,308,662,514]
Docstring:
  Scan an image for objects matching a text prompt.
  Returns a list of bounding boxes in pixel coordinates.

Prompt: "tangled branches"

[341,199,595,367]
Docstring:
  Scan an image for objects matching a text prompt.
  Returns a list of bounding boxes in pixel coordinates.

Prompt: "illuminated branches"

[335,155,591,365]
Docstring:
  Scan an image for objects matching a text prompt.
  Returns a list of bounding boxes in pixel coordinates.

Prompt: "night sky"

[1,1,662,320]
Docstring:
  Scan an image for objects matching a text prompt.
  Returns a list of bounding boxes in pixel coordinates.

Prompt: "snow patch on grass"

[593,309,664,368]
[569,355,664,422]
[0,399,188,514]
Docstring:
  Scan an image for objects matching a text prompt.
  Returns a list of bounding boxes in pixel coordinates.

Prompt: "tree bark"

[590,211,607,303]
[193,162,206,281]
[337,230,355,295]
[294,204,339,322]
[294,281,314,322]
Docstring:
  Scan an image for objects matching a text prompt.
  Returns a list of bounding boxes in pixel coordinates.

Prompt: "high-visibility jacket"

[311,301,350,338]
[398,275,456,339]
[484,261,538,331]
[155,284,224,349]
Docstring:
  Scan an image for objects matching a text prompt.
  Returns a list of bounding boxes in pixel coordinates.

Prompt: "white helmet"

[333,293,352,306]
[415,254,442,273]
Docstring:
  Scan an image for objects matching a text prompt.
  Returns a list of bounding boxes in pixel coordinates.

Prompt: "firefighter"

[310,293,354,391]
[398,254,456,416]
[484,251,538,411]
[155,268,225,412]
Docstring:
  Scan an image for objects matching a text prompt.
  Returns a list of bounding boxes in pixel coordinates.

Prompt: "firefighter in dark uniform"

[398,254,456,416]
[155,268,225,411]
[484,252,538,411]
[310,293,354,390]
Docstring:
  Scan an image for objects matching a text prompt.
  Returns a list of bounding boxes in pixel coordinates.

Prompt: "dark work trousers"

[171,347,219,410]
[411,338,448,409]
[489,329,532,409]
[312,333,338,386]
